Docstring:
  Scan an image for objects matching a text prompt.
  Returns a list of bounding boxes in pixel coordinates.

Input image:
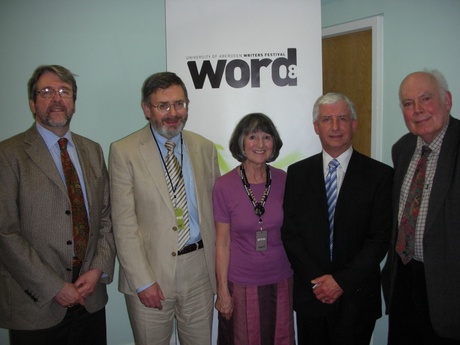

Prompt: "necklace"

[239,164,271,217]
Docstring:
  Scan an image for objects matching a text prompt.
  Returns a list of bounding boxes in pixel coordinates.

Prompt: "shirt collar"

[416,121,449,155]
[322,146,353,173]
[35,122,73,149]
[149,124,181,148]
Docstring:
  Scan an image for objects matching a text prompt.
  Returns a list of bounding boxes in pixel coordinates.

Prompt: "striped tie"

[165,140,190,251]
[325,159,339,261]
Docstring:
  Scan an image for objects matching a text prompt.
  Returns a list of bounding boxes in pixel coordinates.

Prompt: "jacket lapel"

[426,117,460,233]
[24,126,68,196]
[72,134,95,210]
[335,151,363,209]
[308,154,329,221]
[138,125,175,215]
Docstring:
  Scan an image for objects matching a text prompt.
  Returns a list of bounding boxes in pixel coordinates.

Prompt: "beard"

[36,101,74,129]
[153,114,187,139]
[42,112,72,128]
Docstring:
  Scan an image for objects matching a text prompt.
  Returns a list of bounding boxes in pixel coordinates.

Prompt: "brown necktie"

[58,138,89,264]
[396,145,431,264]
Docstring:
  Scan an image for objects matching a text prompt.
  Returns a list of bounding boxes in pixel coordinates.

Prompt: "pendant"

[254,203,265,217]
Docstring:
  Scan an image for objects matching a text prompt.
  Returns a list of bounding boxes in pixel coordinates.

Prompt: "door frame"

[322,15,383,160]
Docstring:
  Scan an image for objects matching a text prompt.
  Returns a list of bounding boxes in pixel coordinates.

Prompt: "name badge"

[256,230,267,251]
[175,208,185,230]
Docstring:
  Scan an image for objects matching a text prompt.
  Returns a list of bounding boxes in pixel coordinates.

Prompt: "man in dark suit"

[383,70,460,344]
[281,92,393,345]
[0,65,116,345]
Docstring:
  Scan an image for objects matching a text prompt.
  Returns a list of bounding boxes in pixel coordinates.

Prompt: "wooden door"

[322,29,372,156]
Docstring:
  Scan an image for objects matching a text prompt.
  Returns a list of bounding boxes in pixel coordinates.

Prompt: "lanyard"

[239,164,271,221]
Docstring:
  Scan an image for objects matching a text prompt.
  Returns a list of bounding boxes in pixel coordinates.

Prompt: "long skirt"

[217,276,295,345]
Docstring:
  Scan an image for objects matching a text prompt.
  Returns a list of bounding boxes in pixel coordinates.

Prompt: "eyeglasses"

[150,100,189,113]
[36,87,75,99]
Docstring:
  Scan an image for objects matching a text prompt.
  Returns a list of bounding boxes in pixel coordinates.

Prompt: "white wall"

[2,0,460,344]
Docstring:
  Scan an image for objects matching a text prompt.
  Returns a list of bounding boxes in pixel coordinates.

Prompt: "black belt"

[178,240,203,255]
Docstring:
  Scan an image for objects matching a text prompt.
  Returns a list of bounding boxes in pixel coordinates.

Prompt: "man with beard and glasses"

[0,65,116,345]
[109,72,220,345]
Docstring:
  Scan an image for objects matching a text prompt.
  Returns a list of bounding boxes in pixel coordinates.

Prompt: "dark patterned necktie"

[165,140,190,250]
[396,145,431,264]
[58,138,89,263]
[325,159,339,262]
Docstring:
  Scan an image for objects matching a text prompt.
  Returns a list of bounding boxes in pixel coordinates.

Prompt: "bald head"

[399,70,452,144]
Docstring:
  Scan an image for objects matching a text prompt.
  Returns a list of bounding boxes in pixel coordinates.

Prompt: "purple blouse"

[213,166,293,285]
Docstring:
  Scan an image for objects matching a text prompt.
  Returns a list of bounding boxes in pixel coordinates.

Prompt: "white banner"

[166,0,322,173]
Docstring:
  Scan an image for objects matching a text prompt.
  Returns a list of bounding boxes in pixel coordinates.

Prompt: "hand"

[311,274,343,304]
[54,282,85,307]
[215,293,233,320]
[137,283,165,310]
[74,268,103,300]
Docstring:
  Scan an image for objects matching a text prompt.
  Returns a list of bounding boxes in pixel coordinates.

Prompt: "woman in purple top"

[213,113,295,345]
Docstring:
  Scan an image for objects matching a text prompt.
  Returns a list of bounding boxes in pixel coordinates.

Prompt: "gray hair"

[229,113,283,163]
[312,92,357,122]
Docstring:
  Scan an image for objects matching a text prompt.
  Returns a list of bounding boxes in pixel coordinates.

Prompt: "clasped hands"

[311,274,343,304]
[55,268,103,308]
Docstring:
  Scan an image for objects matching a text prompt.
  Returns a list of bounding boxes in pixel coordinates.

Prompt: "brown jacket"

[0,124,115,330]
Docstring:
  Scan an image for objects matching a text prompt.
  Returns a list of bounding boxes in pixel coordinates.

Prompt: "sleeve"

[212,177,231,224]
[88,144,116,284]
[0,146,65,306]
[109,141,156,292]
[281,164,324,285]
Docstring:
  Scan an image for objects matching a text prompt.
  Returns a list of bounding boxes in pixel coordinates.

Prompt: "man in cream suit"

[0,65,116,345]
[110,72,220,345]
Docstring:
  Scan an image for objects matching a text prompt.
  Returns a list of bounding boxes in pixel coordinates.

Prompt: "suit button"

[172,252,177,256]
[66,268,71,272]
[172,227,178,231]
[67,240,72,245]
[65,210,71,215]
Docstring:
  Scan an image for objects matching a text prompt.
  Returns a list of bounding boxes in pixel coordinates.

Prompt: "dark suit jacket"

[282,149,393,324]
[382,116,460,340]
[0,124,116,330]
